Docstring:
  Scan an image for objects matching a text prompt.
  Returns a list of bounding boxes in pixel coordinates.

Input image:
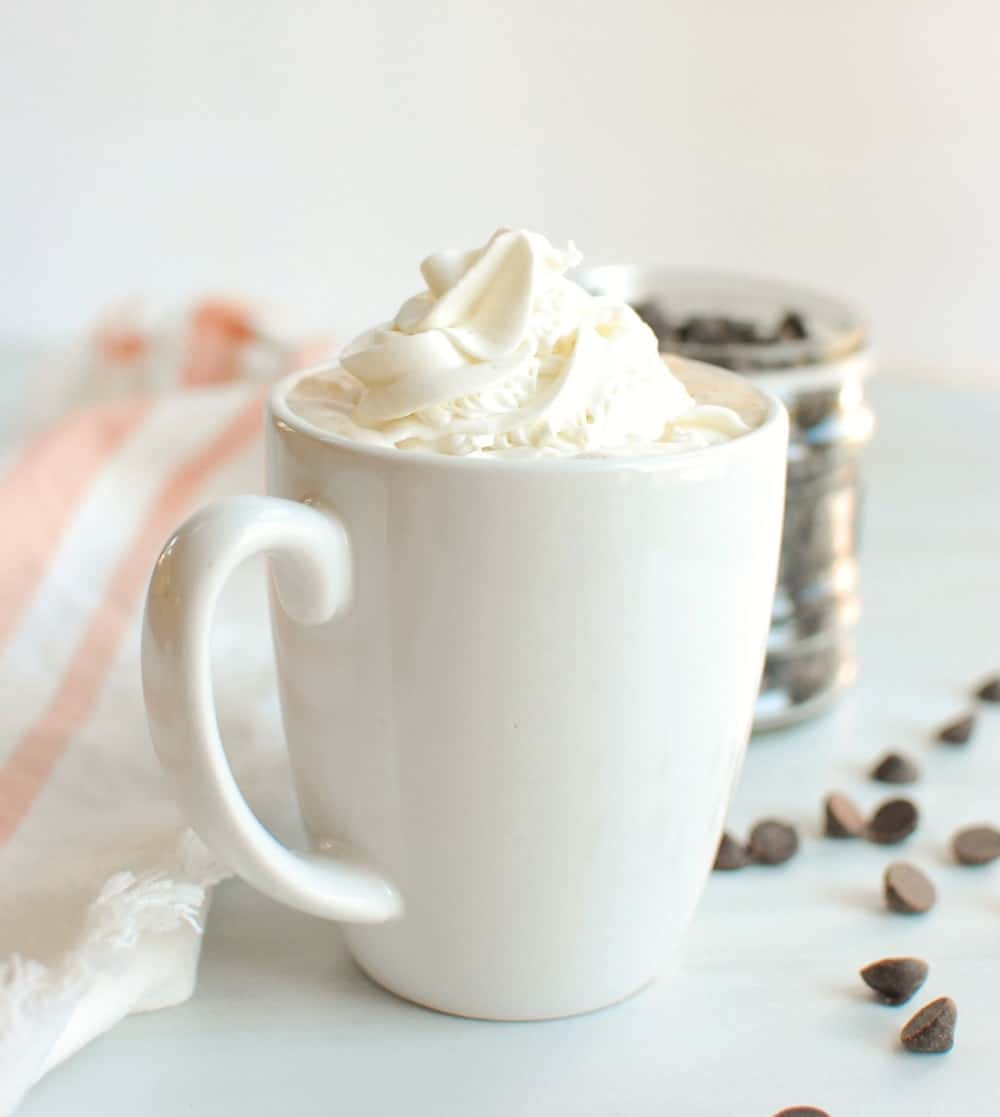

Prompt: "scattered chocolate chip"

[901,996,957,1053]
[773,1109,830,1117]
[975,675,1000,703]
[937,713,976,745]
[870,751,921,785]
[714,831,750,871]
[824,791,866,838]
[884,861,936,914]
[952,824,1000,866]
[860,956,929,1005]
[867,798,919,845]
[775,311,808,342]
[748,819,800,865]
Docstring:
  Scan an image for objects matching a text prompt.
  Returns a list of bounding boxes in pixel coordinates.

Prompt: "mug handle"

[142,494,403,924]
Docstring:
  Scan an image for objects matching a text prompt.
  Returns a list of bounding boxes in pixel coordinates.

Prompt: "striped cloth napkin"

[0,300,332,1114]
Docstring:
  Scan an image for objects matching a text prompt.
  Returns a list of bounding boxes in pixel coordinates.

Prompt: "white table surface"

[18,374,1000,1116]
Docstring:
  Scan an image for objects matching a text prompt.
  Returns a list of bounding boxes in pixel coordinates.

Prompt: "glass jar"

[574,268,875,731]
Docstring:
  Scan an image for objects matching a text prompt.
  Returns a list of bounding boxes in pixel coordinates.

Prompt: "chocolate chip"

[870,751,920,785]
[727,319,760,344]
[860,956,929,1005]
[775,311,808,342]
[773,1109,830,1117]
[713,831,750,871]
[937,713,976,744]
[824,791,866,838]
[867,798,919,844]
[975,675,1000,703]
[631,305,811,353]
[676,315,737,345]
[884,861,936,914]
[748,819,799,865]
[952,824,1000,866]
[901,997,957,1053]
[632,301,673,346]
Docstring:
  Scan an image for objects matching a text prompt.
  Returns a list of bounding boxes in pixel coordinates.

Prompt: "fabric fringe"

[0,830,229,1115]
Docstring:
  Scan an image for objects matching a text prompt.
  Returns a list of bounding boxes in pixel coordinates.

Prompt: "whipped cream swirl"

[325,228,747,457]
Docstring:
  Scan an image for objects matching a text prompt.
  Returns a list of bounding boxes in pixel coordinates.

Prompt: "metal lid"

[573,266,868,374]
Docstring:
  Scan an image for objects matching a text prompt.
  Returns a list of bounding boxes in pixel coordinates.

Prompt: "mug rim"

[269,357,788,474]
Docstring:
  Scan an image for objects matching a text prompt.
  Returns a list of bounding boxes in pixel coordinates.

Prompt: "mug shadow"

[195,878,658,1031]
[197,879,427,1024]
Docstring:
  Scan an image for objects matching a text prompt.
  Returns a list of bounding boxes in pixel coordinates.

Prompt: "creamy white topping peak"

[299,228,748,457]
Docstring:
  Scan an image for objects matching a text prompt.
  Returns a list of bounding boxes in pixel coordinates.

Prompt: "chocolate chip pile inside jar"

[574,268,875,731]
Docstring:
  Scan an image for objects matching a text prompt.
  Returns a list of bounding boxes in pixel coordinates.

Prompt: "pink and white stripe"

[0,299,333,1113]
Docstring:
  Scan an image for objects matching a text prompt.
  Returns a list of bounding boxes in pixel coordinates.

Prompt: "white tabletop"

[20,375,1000,1116]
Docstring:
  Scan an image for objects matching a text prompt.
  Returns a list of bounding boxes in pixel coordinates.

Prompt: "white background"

[2,0,1000,374]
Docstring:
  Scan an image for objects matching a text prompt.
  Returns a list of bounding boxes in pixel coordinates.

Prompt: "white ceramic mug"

[142,359,788,1020]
